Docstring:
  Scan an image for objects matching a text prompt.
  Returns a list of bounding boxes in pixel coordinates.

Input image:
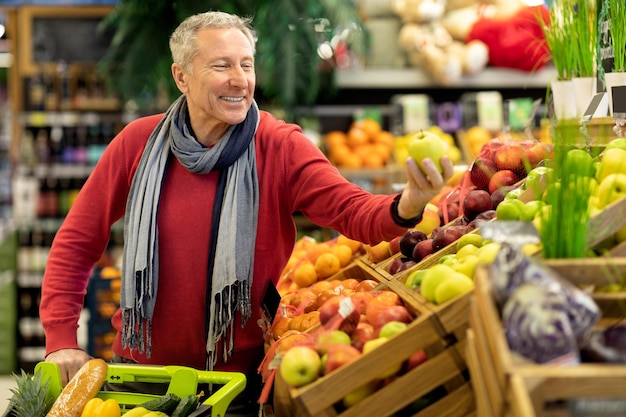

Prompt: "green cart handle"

[35,362,247,417]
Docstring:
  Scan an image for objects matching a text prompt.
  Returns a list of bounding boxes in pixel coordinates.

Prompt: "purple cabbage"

[502,284,580,364]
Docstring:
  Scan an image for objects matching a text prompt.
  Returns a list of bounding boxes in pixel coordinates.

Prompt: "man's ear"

[171,63,188,93]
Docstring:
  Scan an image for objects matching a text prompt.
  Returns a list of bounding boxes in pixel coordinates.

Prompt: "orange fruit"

[314,253,341,279]
[347,127,370,148]
[337,234,362,253]
[306,242,331,263]
[373,130,395,148]
[292,261,318,288]
[329,144,351,165]
[330,244,353,267]
[352,118,382,139]
[340,152,363,169]
[325,130,347,148]
[276,331,310,353]
[362,152,385,168]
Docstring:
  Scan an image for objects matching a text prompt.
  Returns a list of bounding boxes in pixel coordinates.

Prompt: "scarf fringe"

[207,280,251,369]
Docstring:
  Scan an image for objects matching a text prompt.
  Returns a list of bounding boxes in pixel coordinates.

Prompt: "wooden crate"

[469,259,626,417]
[272,264,475,417]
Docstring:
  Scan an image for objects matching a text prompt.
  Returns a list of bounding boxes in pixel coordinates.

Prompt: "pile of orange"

[324,118,395,169]
[277,234,364,293]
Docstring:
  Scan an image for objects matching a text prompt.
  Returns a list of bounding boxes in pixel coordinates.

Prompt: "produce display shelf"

[468,261,626,417]
[272,260,475,417]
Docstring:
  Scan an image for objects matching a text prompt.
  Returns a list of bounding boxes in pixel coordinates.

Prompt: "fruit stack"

[266,257,475,417]
[324,118,396,169]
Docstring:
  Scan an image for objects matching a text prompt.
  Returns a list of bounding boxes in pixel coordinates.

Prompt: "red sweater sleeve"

[40,115,161,356]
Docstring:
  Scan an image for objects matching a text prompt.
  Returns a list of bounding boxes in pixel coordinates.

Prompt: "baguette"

[47,358,109,417]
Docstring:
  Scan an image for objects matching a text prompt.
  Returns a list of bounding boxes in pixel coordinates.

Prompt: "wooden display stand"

[468,256,626,417]
[271,260,475,417]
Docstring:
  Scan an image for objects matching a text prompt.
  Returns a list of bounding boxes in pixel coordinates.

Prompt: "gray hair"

[169,11,256,73]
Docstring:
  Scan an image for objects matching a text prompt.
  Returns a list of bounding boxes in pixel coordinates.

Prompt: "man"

[40,10,452,415]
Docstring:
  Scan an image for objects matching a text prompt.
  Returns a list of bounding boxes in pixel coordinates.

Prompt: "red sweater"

[40,110,408,375]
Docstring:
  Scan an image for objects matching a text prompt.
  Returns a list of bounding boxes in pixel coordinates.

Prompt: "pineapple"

[7,368,51,417]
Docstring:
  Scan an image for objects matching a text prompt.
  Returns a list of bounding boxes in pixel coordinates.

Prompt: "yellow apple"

[596,173,626,209]
[413,205,441,235]
[420,264,455,302]
[475,242,502,264]
[343,381,378,408]
[455,233,484,252]
[280,346,321,387]
[434,272,475,304]
[455,243,479,259]
[597,147,626,182]
[451,254,479,278]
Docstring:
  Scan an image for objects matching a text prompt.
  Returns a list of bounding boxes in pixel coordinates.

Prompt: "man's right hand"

[45,348,93,387]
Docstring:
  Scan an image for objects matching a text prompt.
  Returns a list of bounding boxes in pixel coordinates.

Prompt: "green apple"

[523,166,552,199]
[596,173,626,208]
[455,243,479,259]
[495,198,525,220]
[520,200,546,222]
[434,272,475,304]
[420,264,455,302]
[408,131,447,174]
[315,329,352,354]
[605,137,626,152]
[379,320,409,338]
[597,147,626,182]
[438,253,458,266]
[405,269,428,289]
[504,187,524,200]
[455,233,484,252]
[279,345,322,387]
[475,242,501,264]
[451,254,479,278]
[564,148,595,179]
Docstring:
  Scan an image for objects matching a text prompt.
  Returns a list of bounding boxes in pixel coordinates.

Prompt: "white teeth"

[221,96,244,102]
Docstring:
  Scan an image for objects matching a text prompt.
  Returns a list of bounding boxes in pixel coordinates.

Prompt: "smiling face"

[172,27,256,146]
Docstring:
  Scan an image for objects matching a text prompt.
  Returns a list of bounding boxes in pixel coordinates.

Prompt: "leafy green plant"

[572,0,597,78]
[97,0,369,120]
[539,1,576,80]
[605,0,626,72]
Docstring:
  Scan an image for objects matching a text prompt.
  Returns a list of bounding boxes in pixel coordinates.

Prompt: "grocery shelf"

[335,66,558,90]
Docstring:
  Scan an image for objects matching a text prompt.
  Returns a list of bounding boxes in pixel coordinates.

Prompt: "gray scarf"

[121,95,259,368]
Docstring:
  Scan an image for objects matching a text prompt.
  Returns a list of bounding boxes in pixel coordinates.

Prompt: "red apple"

[399,229,428,258]
[389,236,402,255]
[431,225,468,251]
[469,157,497,190]
[488,169,518,194]
[494,144,527,174]
[324,344,362,374]
[462,189,493,221]
[412,238,434,262]
[367,304,414,329]
[525,142,553,168]
[405,349,428,372]
[490,185,516,208]
[388,257,415,275]
[318,296,344,326]
[351,321,376,351]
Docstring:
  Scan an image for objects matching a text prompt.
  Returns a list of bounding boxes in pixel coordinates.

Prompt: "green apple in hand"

[408,131,447,174]
[279,346,321,387]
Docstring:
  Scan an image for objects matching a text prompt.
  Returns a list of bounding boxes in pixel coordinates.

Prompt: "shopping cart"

[22,362,246,417]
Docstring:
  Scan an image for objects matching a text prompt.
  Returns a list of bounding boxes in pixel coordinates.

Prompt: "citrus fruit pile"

[324,118,395,169]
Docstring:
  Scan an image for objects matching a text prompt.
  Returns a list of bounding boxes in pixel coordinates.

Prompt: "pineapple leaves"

[8,368,52,417]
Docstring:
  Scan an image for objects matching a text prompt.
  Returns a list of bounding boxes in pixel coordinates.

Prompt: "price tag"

[611,85,626,114]
[580,93,609,124]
